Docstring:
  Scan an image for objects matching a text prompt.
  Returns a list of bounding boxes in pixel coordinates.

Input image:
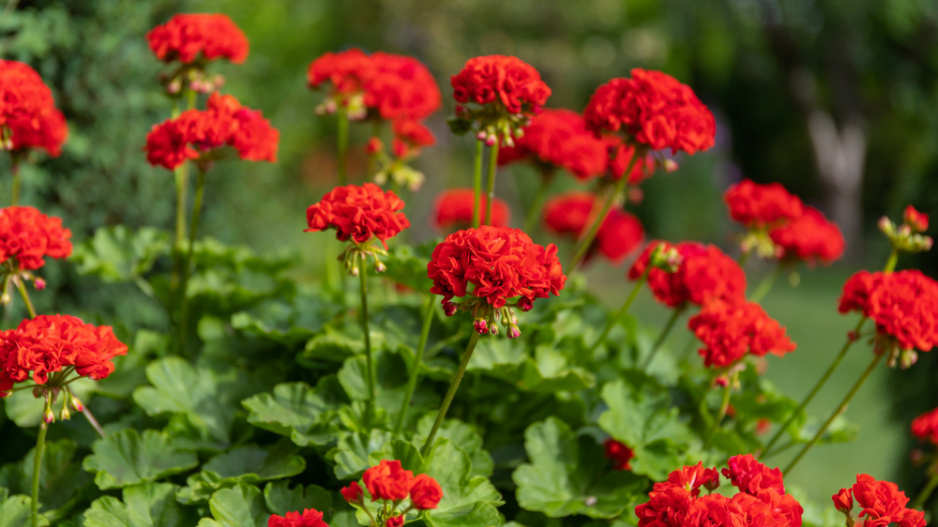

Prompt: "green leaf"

[231,288,342,348]
[382,241,436,292]
[72,225,170,284]
[198,484,268,527]
[242,382,338,447]
[263,481,332,517]
[331,429,394,480]
[0,488,35,527]
[513,418,646,519]
[82,429,198,490]
[4,439,92,521]
[95,330,168,399]
[469,340,594,393]
[83,483,198,527]
[3,378,95,428]
[414,416,494,478]
[423,439,503,527]
[177,443,305,505]
[598,379,696,480]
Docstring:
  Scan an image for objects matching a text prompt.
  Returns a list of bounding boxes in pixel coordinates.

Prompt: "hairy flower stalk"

[641,306,685,370]
[168,90,198,324]
[421,331,480,456]
[703,378,733,449]
[588,261,651,356]
[395,294,436,435]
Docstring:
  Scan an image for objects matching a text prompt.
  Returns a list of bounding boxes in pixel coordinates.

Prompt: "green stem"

[587,264,651,356]
[523,170,553,233]
[484,141,500,225]
[394,294,436,435]
[884,249,899,273]
[169,94,197,322]
[472,141,483,228]
[762,317,867,456]
[30,420,47,527]
[337,111,349,186]
[421,331,481,456]
[15,279,36,318]
[359,252,376,417]
[10,160,20,206]
[750,263,785,303]
[641,306,684,370]
[567,153,637,271]
[911,470,938,510]
[81,406,106,439]
[178,167,206,355]
[738,248,752,267]
[784,351,884,474]
[703,381,732,449]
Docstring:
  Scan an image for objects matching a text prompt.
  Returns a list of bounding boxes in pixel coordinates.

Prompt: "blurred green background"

[3,0,938,509]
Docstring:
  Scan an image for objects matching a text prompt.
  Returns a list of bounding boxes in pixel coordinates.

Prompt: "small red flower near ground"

[629,241,746,308]
[584,69,716,155]
[362,460,415,502]
[543,192,644,265]
[689,300,797,368]
[305,183,409,248]
[385,517,404,527]
[0,206,72,272]
[832,474,924,527]
[911,407,938,446]
[603,439,635,471]
[147,14,248,64]
[433,189,510,230]
[267,508,329,527]
[724,179,803,229]
[0,60,69,157]
[410,474,443,509]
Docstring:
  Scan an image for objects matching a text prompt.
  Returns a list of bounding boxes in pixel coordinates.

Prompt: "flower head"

[0,60,68,157]
[267,508,329,527]
[603,439,635,471]
[391,119,435,159]
[769,206,845,265]
[0,206,72,272]
[147,14,248,64]
[724,179,803,229]
[451,55,550,115]
[145,92,278,169]
[497,108,607,180]
[433,189,509,230]
[629,241,746,308]
[543,192,643,265]
[305,183,409,249]
[722,454,785,496]
[340,481,364,504]
[832,475,924,527]
[0,315,127,395]
[584,69,716,155]
[689,300,796,369]
[362,460,415,502]
[410,474,443,510]
[385,517,404,527]
[911,408,938,446]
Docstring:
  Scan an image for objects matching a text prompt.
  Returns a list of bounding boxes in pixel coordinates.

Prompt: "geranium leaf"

[3,377,95,428]
[263,481,332,517]
[0,488,36,527]
[4,439,92,521]
[242,382,337,447]
[71,225,170,283]
[423,438,503,527]
[198,484,268,527]
[83,482,198,527]
[331,429,394,480]
[231,287,342,349]
[177,443,305,505]
[82,429,198,490]
[414,416,494,478]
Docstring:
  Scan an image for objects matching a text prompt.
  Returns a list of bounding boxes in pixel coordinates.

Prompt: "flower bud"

[443,302,457,317]
[349,265,360,277]
[60,405,71,421]
[485,135,496,147]
[832,488,853,515]
[508,326,521,339]
[476,131,487,141]
[340,481,364,504]
[899,349,918,370]
[911,449,925,465]
[473,318,488,334]
[167,79,182,94]
[714,375,729,388]
[898,224,912,238]
[375,260,387,273]
[43,407,55,424]
[878,216,895,237]
[34,278,46,290]
[517,297,533,312]
[70,395,84,412]
[663,159,679,173]
[489,324,499,336]
[365,137,383,155]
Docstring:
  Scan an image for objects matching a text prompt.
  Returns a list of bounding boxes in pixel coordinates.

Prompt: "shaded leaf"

[177,443,305,505]
[242,382,337,447]
[263,481,332,517]
[83,482,198,527]
[72,225,169,283]
[197,484,268,527]
[82,429,198,490]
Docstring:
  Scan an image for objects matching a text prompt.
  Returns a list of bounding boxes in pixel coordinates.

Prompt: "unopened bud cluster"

[448,104,531,148]
[649,244,682,273]
[315,92,367,121]
[161,67,225,97]
[443,296,528,339]
[879,207,933,254]
[337,243,388,277]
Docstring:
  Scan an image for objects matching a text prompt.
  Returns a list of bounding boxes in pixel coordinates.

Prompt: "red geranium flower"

[603,439,635,471]
[0,314,128,395]
[689,300,796,368]
[147,14,249,64]
[769,206,845,265]
[904,205,929,233]
[497,108,607,180]
[543,192,643,265]
[605,138,659,185]
[145,92,278,169]
[451,55,551,115]
[391,118,435,159]
[722,454,785,496]
[0,206,72,272]
[832,475,924,527]
[0,60,69,157]
[305,183,409,248]
[410,474,443,510]
[911,407,938,446]
[267,509,329,527]
[340,481,364,504]
[724,179,803,229]
[362,460,415,502]
[584,69,716,155]
[433,189,510,230]
[629,241,746,308]
[385,517,403,527]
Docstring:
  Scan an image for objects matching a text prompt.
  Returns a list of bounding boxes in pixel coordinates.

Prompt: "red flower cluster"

[911,407,938,445]
[904,205,929,233]
[605,138,659,185]
[543,192,644,265]
[584,69,716,155]
[498,109,607,180]
[629,241,746,308]
[0,60,68,157]
[832,475,924,527]
[145,92,278,170]
[305,183,410,248]
[769,207,845,264]
[603,439,635,471]
[724,179,803,228]
[0,206,72,271]
[353,460,442,510]
[689,300,796,368]
[307,49,441,121]
[432,189,510,230]
[0,315,128,395]
[635,456,803,527]
[147,14,249,64]
[427,225,565,310]
[267,509,328,527]
[451,55,551,115]
[391,119,435,159]
[839,270,938,353]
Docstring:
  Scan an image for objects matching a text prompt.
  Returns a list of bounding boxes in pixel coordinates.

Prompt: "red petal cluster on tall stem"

[0,60,69,157]
[433,189,510,230]
[305,183,410,248]
[832,474,925,527]
[497,108,608,180]
[769,206,845,264]
[543,191,644,265]
[147,13,249,64]
[0,206,72,271]
[451,55,551,115]
[689,300,796,368]
[724,179,803,229]
[356,460,443,509]
[391,118,435,159]
[629,241,746,308]
[911,407,938,445]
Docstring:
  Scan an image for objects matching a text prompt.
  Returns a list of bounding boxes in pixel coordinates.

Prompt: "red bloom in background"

[410,474,443,509]
[0,60,69,157]
[603,439,635,471]
[584,69,716,155]
[0,315,128,395]
[385,517,404,527]
[307,49,441,121]
[838,270,938,353]
[722,454,785,496]
[911,408,938,445]
[629,241,746,308]
[433,189,510,230]
[451,55,551,115]
[832,475,924,527]
[543,192,644,265]
[145,92,279,169]
[904,205,929,233]
[0,206,72,271]
[769,206,845,264]
[497,109,608,180]
[340,481,363,504]
[147,14,249,64]
[427,225,565,310]
[689,300,796,368]
[605,138,658,185]
[305,183,409,248]
[391,118,435,159]
[267,508,329,527]
[362,460,415,502]
[724,179,803,229]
